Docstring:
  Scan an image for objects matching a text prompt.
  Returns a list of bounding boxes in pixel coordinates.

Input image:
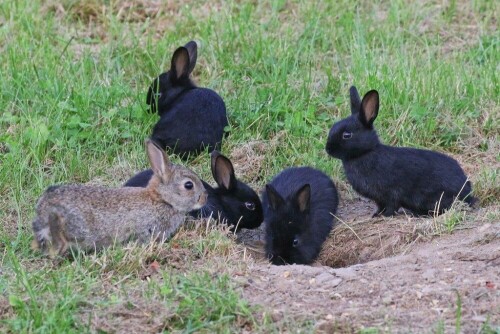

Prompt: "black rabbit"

[147,41,228,157]
[124,150,263,230]
[263,167,339,265]
[325,86,476,217]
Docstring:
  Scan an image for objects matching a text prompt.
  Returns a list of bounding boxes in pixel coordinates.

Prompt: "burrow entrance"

[236,197,445,268]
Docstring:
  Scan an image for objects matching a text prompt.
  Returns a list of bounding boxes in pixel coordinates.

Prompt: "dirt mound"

[236,197,438,268]
[232,197,499,331]
[318,197,434,268]
[237,222,500,332]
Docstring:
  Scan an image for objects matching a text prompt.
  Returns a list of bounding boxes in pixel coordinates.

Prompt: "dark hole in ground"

[236,197,431,268]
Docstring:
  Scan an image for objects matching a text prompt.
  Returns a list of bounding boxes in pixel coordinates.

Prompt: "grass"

[0,0,498,332]
[455,290,462,334]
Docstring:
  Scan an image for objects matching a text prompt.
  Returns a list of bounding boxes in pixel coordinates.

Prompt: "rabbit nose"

[199,191,208,206]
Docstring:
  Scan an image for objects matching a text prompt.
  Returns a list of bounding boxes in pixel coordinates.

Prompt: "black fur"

[147,41,228,158]
[263,167,339,265]
[325,86,476,217]
[124,151,263,230]
[123,169,154,188]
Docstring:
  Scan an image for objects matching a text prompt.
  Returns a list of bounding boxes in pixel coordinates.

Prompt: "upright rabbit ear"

[293,184,311,213]
[146,86,153,105]
[183,41,198,74]
[350,86,361,115]
[171,47,190,81]
[359,90,379,128]
[211,151,236,191]
[146,139,171,178]
[146,78,159,106]
[266,184,285,210]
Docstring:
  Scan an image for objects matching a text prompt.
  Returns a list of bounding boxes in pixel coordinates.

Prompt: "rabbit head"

[264,183,313,265]
[146,41,198,114]
[326,86,381,160]
[123,150,263,230]
[207,150,263,230]
[146,139,207,212]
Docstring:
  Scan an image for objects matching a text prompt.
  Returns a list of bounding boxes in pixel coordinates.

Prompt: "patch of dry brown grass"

[318,215,427,268]
[437,0,497,55]
[0,295,14,323]
[229,131,286,185]
[0,205,25,241]
[77,297,173,333]
[230,140,268,184]
[452,103,500,205]
[235,194,488,269]
[43,0,164,24]
[40,0,176,58]
[318,198,486,268]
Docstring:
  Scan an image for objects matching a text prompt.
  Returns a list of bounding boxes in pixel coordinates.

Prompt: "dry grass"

[0,295,14,322]
[43,0,164,23]
[2,0,498,331]
[230,140,269,184]
[0,207,22,241]
[318,197,483,268]
[319,215,429,268]
[78,298,173,334]
[235,195,489,269]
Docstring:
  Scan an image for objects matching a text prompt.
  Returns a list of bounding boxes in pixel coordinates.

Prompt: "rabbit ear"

[350,86,361,114]
[146,78,159,106]
[146,86,153,105]
[266,184,285,210]
[171,47,191,81]
[293,184,311,213]
[146,139,171,178]
[359,90,379,127]
[211,151,236,191]
[183,41,198,74]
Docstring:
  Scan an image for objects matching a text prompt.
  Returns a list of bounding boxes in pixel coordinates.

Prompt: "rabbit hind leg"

[48,212,69,258]
[373,202,398,217]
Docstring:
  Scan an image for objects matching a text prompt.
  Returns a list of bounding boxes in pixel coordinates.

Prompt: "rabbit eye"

[244,201,255,210]
[342,131,352,139]
[292,238,299,247]
[184,181,194,190]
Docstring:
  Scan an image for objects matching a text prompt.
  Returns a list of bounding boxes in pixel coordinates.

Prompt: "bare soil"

[234,198,500,332]
[4,191,498,333]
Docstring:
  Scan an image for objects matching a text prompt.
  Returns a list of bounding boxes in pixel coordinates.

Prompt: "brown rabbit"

[31,139,207,257]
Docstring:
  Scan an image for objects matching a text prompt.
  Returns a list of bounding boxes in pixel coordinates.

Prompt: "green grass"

[0,0,498,332]
[1,230,259,333]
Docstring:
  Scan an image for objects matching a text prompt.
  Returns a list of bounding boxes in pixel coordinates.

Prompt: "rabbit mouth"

[192,192,208,210]
[325,142,340,158]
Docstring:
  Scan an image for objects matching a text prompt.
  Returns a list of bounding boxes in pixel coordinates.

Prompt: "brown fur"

[32,140,207,257]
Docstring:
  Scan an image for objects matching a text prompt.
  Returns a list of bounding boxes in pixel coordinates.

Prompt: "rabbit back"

[151,88,227,156]
[32,139,206,256]
[147,42,228,157]
[32,185,185,254]
[124,169,154,187]
[326,86,475,216]
[344,145,474,215]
